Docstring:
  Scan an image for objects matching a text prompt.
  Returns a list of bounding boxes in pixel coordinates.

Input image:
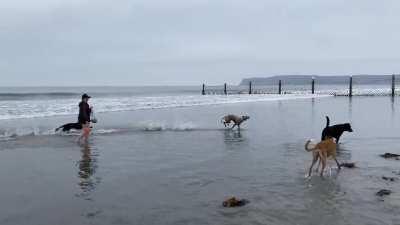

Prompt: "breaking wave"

[0,94,330,121]
[133,121,197,131]
[0,121,200,142]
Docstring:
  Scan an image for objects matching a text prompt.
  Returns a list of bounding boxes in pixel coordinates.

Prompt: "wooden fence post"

[349,76,353,97]
[249,81,252,94]
[278,80,282,94]
[224,83,227,95]
[392,74,395,97]
[311,77,315,94]
[202,84,205,95]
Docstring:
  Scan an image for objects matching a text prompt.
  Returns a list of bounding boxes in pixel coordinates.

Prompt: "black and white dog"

[55,123,83,132]
[321,116,353,143]
[56,119,98,132]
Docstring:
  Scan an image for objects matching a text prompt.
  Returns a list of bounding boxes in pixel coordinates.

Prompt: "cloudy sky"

[1,0,400,86]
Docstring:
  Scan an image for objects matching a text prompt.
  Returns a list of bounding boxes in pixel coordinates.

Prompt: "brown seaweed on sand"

[340,162,356,168]
[376,189,392,197]
[382,176,396,182]
[380,153,400,159]
[222,197,249,208]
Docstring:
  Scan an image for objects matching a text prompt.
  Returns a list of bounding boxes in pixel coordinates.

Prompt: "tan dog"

[221,114,250,130]
[305,137,341,177]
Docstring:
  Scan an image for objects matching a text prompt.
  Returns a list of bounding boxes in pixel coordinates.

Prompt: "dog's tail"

[325,116,330,127]
[305,140,317,152]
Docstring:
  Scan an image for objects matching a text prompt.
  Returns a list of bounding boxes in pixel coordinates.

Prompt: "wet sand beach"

[1,96,400,225]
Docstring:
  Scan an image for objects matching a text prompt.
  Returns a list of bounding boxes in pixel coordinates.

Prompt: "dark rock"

[382,176,396,182]
[222,197,249,208]
[340,162,356,168]
[376,189,392,197]
[380,153,400,159]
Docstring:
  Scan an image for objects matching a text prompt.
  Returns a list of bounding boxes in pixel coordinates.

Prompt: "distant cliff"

[240,75,393,85]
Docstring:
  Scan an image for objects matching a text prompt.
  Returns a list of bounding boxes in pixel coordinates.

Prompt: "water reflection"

[336,144,352,161]
[303,178,344,221]
[76,142,100,199]
[311,98,316,135]
[223,129,244,143]
[391,96,395,118]
[348,97,353,120]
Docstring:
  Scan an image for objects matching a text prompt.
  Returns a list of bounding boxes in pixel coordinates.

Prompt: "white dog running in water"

[221,114,250,130]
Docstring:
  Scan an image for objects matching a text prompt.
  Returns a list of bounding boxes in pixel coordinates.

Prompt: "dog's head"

[343,123,353,132]
[242,115,250,121]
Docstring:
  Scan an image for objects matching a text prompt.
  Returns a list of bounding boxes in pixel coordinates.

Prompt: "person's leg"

[78,123,91,142]
[83,124,91,140]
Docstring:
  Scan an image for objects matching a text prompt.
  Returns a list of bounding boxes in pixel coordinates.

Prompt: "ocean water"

[0,86,332,139]
[0,86,399,225]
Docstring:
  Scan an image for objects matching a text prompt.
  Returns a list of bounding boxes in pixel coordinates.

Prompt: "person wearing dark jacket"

[55,93,94,133]
[78,93,92,125]
[77,93,92,142]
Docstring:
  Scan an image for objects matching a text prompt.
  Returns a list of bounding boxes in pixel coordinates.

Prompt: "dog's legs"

[62,125,71,132]
[320,152,327,177]
[308,154,318,177]
[231,124,237,130]
[315,157,321,172]
[336,136,341,144]
[335,158,341,169]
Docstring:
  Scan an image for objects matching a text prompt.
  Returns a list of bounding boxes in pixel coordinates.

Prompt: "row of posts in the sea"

[202,74,397,97]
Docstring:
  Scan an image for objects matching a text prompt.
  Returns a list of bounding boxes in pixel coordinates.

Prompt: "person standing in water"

[78,94,92,124]
[78,93,92,142]
[55,93,96,133]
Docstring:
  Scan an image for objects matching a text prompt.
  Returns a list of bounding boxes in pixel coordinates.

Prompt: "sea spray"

[134,121,197,132]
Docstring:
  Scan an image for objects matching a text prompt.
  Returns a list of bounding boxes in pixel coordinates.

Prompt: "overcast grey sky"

[1,0,400,86]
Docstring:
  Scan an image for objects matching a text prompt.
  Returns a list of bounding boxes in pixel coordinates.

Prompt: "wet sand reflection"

[76,142,101,199]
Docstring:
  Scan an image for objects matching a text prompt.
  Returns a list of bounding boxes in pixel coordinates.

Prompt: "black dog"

[321,116,353,143]
[55,123,83,132]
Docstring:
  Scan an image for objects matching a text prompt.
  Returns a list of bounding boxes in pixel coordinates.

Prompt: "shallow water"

[0,96,400,225]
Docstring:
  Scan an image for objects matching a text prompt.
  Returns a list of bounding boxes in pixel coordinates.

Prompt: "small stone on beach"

[380,153,400,159]
[340,162,356,168]
[376,189,392,197]
[382,176,396,182]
